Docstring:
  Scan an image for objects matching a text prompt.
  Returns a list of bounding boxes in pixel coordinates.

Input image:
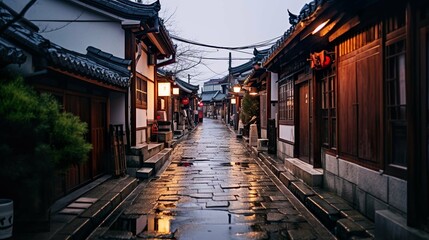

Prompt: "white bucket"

[0,199,13,239]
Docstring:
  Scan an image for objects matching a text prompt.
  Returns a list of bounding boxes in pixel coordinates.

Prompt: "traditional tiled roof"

[0,41,26,66]
[86,46,131,78]
[204,78,227,86]
[229,48,269,76]
[262,0,327,66]
[175,77,199,94]
[77,0,160,21]
[47,46,131,87]
[0,2,131,88]
[212,92,226,101]
[201,91,219,102]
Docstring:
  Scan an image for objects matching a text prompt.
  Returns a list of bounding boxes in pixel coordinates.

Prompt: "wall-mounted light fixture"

[233,84,241,93]
[249,87,258,96]
[231,98,236,104]
[312,19,330,35]
[172,87,180,95]
[158,82,171,97]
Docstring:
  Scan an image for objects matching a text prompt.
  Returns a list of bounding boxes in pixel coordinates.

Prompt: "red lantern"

[198,101,204,107]
[181,97,190,105]
[309,50,332,70]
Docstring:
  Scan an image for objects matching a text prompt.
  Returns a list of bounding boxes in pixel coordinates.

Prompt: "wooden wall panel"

[356,44,382,163]
[338,55,358,156]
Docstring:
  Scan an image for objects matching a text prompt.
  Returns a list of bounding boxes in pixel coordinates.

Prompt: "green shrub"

[240,91,259,125]
[0,73,91,175]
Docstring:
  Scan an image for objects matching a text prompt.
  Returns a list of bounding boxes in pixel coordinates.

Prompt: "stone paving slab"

[206,201,229,208]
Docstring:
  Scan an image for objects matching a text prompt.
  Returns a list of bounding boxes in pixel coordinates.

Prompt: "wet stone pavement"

[117,118,332,239]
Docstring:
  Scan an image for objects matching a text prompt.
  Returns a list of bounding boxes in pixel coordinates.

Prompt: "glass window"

[385,39,407,167]
[320,63,337,149]
[279,78,294,122]
[136,77,147,108]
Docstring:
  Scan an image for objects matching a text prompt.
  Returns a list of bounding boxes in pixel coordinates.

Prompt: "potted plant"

[0,72,92,232]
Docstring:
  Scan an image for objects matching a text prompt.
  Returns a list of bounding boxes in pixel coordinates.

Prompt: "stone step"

[135,167,153,179]
[279,171,298,187]
[285,158,323,187]
[290,181,315,202]
[146,143,164,160]
[306,196,341,231]
[335,218,367,239]
[142,148,172,174]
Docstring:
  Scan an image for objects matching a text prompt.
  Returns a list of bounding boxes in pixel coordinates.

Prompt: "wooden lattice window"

[279,78,294,123]
[136,76,147,108]
[385,38,407,171]
[321,63,337,149]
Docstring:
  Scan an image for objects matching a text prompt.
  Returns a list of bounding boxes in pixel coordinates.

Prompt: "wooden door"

[91,98,107,178]
[299,83,310,163]
[64,95,91,191]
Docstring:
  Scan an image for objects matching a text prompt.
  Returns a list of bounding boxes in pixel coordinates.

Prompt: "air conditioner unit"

[257,139,269,151]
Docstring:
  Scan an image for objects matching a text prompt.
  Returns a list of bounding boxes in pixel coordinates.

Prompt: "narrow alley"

[110,118,334,239]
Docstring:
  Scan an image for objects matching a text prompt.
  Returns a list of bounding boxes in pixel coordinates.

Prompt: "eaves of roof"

[0,41,26,66]
[175,78,199,93]
[230,48,269,76]
[229,60,253,75]
[76,0,160,21]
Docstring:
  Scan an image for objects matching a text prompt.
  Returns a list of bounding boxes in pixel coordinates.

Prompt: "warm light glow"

[312,19,330,35]
[157,217,170,233]
[249,87,258,96]
[172,87,180,95]
[231,98,236,104]
[233,84,241,93]
[158,82,171,97]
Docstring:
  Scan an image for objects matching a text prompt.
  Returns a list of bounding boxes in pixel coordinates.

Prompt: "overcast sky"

[156,0,309,86]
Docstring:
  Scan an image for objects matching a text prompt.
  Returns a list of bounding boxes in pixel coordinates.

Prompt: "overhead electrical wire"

[171,34,281,51]
[179,55,251,61]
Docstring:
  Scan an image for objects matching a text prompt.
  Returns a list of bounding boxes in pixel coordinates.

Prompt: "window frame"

[278,78,294,125]
[136,76,148,109]
[320,62,337,150]
[384,14,407,178]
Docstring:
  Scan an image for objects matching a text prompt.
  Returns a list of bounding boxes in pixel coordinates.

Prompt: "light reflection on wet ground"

[119,118,320,239]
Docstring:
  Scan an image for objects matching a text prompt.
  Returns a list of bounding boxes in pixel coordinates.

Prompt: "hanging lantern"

[172,87,180,95]
[309,50,332,70]
[181,97,190,105]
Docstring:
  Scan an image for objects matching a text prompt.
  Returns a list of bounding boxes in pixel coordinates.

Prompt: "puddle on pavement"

[127,209,268,239]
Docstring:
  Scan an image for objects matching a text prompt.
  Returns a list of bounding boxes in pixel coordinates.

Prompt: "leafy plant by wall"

[240,91,259,125]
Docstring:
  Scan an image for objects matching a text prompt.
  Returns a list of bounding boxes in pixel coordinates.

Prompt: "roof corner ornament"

[287,9,299,26]
[140,16,160,34]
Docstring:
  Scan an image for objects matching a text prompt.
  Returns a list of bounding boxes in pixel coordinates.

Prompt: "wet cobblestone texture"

[123,118,333,239]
